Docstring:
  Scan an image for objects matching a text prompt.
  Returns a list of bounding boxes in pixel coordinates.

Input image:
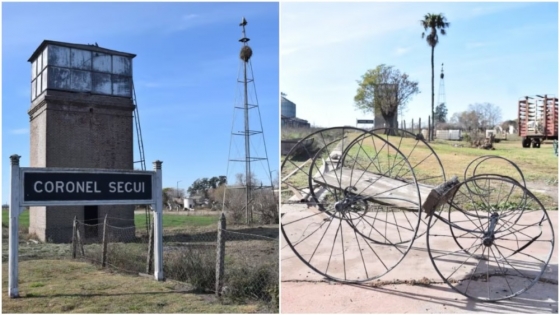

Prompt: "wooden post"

[215,212,226,297]
[72,216,77,259]
[403,120,406,132]
[146,219,154,274]
[101,214,108,268]
[428,116,432,142]
[419,117,422,134]
[76,225,85,257]
[411,118,414,133]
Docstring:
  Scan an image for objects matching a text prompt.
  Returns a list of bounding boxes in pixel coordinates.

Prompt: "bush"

[225,189,278,225]
[164,246,216,292]
[106,243,147,273]
[223,264,278,306]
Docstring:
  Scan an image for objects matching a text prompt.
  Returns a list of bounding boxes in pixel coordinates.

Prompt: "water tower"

[27,40,137,242]
[281,94,296,118]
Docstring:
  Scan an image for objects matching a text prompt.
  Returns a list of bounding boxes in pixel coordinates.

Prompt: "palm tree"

[421,13,449,141]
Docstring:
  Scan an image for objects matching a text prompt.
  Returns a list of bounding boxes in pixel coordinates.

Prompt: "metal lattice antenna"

[223,17,275,224]
[240,17,252,223]
[131,82,151,234]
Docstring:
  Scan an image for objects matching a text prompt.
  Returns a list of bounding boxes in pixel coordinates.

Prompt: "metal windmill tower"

[224,17,274,224]
[436,63,446,123]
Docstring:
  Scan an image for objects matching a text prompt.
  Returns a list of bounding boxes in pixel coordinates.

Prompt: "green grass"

[134,212,217,228]
[2,259,260,313]
[2,209,30,227]
[2,210,216,229]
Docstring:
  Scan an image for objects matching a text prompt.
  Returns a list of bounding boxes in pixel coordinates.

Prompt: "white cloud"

[182,13,198,20]
[465,42,487,49]
[395,47,411,56]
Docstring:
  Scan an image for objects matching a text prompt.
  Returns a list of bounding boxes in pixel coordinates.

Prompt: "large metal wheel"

[281,127,423,282]
[361,128,446,242]
[329,127,445,245]
[427,175,555,301]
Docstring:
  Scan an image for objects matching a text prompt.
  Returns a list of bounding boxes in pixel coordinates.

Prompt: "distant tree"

[468,103,502,129]
[162,187,185,210]
[449,110,480,131]
[354,64,420,135]
[421,13,450,140]
[187,176,227,198]
[435,103,448,123]
[209,176,220,189]
[501,119,517,132]
[235,172,260,187]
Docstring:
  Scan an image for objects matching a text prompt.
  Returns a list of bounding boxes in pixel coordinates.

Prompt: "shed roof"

[28,40,136,62]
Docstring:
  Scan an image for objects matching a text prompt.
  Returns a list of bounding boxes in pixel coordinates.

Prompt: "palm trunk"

[431,45,435,141]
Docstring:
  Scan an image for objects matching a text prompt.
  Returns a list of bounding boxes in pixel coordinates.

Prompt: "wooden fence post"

[76,224,85,256]
[419,117,422,134]
[215,212,226,297]
[146,219,154,274]
[72,216,77,259]
[428,116,434,141]
[101,214,108,268]
[411,118,414,133]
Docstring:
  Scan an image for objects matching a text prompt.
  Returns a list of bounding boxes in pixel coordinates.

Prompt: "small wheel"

[532,139,541,148]
[282,127,422,282]
[522,138,531,148]
[463,156,526,189]
[427,176,554,301]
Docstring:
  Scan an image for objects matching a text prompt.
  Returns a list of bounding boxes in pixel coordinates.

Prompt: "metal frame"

[8,156,164,298]
[281,127,555,301]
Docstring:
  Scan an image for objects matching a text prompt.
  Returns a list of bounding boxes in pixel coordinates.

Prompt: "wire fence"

[3,212,278,310]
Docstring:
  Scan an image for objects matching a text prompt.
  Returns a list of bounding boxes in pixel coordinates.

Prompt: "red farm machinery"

[518,95,558,148]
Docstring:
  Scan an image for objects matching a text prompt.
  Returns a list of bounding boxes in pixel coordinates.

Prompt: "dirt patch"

[526,181,558,205]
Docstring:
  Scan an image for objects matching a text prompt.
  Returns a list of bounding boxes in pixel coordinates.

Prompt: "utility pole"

[176,180,182,198]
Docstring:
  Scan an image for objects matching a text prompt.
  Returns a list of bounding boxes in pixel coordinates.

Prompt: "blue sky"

[281,2,558,127]
[2,2,279,203]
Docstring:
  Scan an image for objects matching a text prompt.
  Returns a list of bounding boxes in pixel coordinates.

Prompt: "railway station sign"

[9,158,164,298]
[356,119,374,124]
[20,168,153,205]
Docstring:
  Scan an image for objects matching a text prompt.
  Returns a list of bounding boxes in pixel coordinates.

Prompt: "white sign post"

[8,155,164,298]
[9,155,23,298]
[152,160,164,281]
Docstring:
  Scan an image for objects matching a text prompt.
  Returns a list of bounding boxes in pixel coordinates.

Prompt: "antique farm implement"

[281,127,554,301]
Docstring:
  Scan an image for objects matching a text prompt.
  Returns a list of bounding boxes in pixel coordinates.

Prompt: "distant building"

[281,94,310,128]
[281,96,296,118]
[281,115,310,128]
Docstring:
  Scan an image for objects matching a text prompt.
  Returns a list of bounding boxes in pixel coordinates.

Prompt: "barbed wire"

[221,229,278,241]
[10,218,278,310]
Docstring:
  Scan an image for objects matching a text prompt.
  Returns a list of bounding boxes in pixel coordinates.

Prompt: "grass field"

[281,129,558,208]
[1,210,217,229]
[2,260,259,313]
